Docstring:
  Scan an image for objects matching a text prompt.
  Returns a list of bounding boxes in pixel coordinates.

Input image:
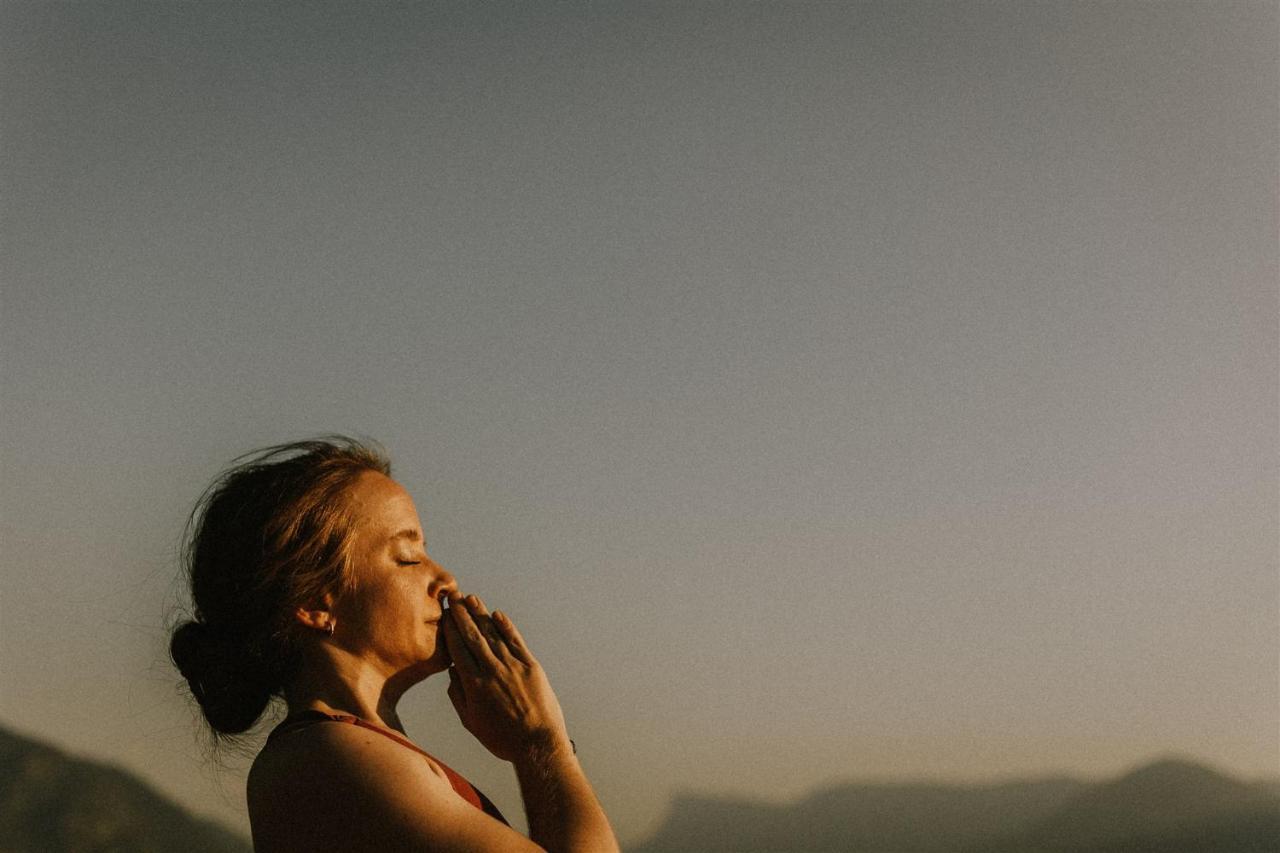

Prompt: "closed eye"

[397,560,421,566]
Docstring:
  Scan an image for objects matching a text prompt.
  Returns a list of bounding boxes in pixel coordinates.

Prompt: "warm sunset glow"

[1,3,1275,846]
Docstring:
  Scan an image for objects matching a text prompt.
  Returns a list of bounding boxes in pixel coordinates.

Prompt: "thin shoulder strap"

[275,711,436,759]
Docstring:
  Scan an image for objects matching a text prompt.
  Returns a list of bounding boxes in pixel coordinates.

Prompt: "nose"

[428,565,458,602]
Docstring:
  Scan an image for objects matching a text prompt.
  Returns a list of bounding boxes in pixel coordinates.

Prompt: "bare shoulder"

[248,721,450,798]
[248,723,539,853]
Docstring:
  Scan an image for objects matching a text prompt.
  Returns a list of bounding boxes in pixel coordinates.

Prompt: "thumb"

[446,666,466,710]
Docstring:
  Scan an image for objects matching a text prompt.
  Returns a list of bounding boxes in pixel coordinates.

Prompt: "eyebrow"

[390,529,422,543]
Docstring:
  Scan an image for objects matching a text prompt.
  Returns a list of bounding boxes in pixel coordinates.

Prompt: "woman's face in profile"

[329,471,458,677]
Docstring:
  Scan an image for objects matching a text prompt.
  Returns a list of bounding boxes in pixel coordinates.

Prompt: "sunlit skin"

[246,471,618,852]
[282,471,458,734]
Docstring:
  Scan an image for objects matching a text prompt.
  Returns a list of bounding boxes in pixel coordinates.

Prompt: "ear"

[293,606,329,632]
[293,592,337,631]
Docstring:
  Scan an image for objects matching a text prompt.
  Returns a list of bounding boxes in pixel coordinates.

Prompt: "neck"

[283,643,427,735]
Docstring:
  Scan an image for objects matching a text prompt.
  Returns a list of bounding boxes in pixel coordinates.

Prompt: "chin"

[398,656,446,686]
[421,640,451,674]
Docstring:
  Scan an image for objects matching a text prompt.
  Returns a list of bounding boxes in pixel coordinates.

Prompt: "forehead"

[345,471,422,540]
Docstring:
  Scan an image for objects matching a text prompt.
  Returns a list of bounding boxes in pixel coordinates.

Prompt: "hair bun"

[170,619,272,734]
[170,620,213,697]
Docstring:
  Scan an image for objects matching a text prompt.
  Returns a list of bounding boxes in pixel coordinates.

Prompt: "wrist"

[514,729,576,766]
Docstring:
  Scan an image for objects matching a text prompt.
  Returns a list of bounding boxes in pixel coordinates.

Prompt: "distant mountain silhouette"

[972,756,1280,853]
[630,756,1280,853]
[5,723,1275,853]
[631,777,1084,852]
[0,723,251,853]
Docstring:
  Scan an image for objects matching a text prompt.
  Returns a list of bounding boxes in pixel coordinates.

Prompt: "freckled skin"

[329,472,457,682]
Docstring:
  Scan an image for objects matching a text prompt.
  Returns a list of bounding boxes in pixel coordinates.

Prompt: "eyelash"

[397,560,421,567]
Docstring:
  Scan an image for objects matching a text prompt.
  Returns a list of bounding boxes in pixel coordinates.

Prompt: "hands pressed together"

[440,593,572,764]
[439,592,620,852]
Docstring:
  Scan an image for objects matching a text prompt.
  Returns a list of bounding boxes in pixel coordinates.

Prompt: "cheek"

[341,584,409,630]
[425,624,449,661]
[380,582,426,625]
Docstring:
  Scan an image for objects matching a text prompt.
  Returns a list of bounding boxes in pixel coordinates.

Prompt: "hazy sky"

[2,1,1276,844]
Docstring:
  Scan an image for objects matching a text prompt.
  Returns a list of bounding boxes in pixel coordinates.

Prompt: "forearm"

[514,736,619,853]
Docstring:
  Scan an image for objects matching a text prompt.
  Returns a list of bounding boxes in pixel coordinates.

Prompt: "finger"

[467,595,511,660]
[447,666,466,710]
[451,595,503,670]
[491,610,535,666]
[442,605,482,678]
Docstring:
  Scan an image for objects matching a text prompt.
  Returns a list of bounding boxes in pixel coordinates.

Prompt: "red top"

[266,709,509,825]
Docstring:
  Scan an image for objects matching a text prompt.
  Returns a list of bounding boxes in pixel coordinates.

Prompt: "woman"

[170,437,619,852]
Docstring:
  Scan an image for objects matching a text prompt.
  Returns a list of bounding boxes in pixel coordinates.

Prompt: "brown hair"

[169,436,390,738]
